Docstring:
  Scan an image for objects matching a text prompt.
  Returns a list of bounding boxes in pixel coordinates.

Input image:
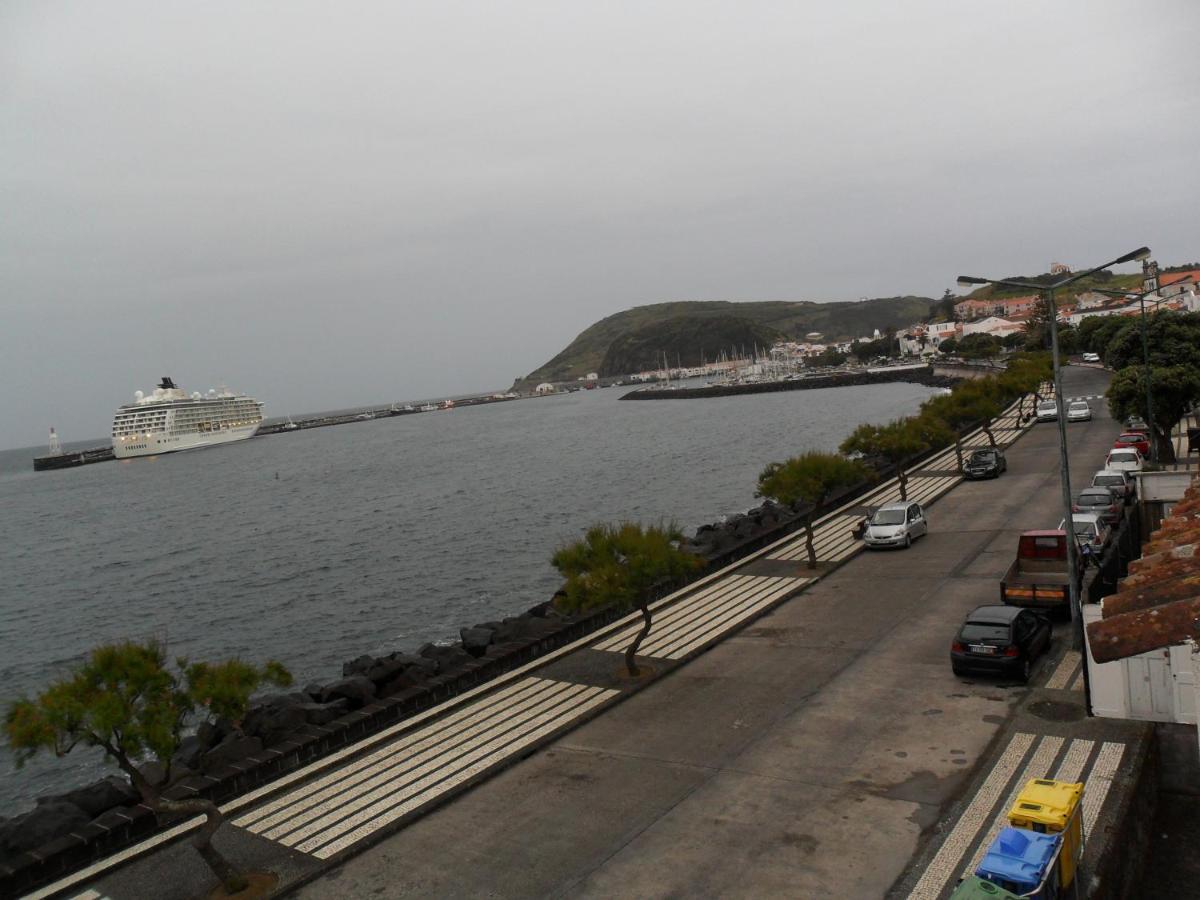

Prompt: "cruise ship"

[111,377,264,459]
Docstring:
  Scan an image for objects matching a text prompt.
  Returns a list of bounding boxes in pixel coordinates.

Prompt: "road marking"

[1068,669,1083,691]
[1055,739,1094,783]
[1045,650,1080,690]
[965,736,1064,876]
[1082,741,1125,837]
[906,732,1035,900]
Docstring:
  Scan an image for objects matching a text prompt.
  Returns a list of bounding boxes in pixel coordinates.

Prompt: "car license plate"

[969,644,996,655]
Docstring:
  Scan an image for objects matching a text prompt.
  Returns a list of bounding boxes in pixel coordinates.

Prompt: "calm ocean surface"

[0,381,937,812]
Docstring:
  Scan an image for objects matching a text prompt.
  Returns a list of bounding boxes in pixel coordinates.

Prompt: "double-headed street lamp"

[956,247,1150,656]
[1088,277,1195,464]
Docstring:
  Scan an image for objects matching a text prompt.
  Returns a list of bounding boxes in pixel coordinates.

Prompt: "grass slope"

[519,297,932,386]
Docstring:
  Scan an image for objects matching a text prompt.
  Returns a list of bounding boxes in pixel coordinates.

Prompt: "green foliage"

[5,641,291,782]
[756,452,869,509]
[813,347,848,367]
[518,296,935,386]
[851,338,895,361]
[956,333,1003,359]
[937,337,958,354]
[598,315,782,377]
[1103,311,1200,371]
[1002,331,1025,349]
[839,419,929,465]
[910,413,956,452]
[552,522,703,616]
[1107,365,1200,462]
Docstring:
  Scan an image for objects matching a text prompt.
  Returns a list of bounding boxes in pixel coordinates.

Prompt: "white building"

[961,316,1023,338]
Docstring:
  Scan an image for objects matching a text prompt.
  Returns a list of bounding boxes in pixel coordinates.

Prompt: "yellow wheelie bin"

[1007,778,1083,888]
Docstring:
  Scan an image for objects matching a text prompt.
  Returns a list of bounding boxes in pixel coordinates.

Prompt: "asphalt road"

[296,366,1119,899]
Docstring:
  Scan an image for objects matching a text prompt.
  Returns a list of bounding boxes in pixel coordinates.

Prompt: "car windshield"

[1110,452,1137,462]
[969,450,996,461]
[1073,522,1097,536]
[961,624,1009,641]
[871,510,906,525]
[1077,495,1109,506]
[1095,476,1124,488]
[1070,402,1089,411]
[1038,402,1056,410]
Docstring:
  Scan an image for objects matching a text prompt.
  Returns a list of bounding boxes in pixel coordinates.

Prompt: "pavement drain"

[1026,698,1087,722]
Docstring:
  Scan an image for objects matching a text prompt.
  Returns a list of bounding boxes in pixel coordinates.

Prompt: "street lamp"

[955,247,1150,664]
[1088,277,1195,463]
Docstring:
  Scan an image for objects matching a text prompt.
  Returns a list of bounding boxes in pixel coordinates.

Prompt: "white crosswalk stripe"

[1045,651,1080,690]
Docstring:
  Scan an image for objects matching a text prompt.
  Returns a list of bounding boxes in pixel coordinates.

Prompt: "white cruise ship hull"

[113,422,261,459]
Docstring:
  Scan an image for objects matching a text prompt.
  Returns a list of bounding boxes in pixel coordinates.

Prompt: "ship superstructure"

[111,377,263,459]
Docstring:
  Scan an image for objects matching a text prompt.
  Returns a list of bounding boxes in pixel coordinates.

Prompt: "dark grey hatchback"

[951,605,1051,683]
[963,448,1006,479]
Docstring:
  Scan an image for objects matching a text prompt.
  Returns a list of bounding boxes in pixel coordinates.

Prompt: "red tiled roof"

[1087,474,1200,662]
[1160,269,1200,287]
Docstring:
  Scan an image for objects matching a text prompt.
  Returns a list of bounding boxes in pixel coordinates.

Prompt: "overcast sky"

[2,1,1197,448]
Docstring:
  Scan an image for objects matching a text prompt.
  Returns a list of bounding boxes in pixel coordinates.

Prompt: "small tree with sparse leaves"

[5,641,291,895]
[757,452,870,569]
[553,523,703,676]
[840,419,930,500]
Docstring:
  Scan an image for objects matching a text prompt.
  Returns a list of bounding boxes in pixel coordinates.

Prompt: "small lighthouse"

[47,427,63,456]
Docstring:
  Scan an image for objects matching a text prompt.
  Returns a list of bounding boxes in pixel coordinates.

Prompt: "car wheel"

[1021,658,1032,683]
[904,534,911,548]
[952,664,966,677]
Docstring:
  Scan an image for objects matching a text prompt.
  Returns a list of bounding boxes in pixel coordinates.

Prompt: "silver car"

[1067,400,1092,422]
[1035,400,1058,422]
[863,501,928,549]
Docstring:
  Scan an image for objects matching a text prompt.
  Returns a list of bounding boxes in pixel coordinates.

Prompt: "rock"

[419,643,473,670]
[526,601,553,618]
[0,800,90,862]
[362,656,409,686]
[172,736,207,772]
[302,681,325,701]
[139,760,170,790]
[54,776,139,819]
[342,654,377,678]
[301,699,350,726]
[317,675,376,709]
[241,693,311,745]
[200,732,264,772]
[460,626,495,657]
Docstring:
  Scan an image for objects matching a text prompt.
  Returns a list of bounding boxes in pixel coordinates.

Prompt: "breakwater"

[620,364,959,400]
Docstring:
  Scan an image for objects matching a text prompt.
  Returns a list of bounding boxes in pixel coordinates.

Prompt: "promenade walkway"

[42,375,1128,900]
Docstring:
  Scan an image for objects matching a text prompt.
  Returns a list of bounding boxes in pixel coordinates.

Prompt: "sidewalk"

[34,394,1040,900]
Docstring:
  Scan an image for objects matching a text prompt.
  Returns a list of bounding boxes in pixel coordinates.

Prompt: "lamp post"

[1088,277,1194,463]
[956,247,1150,676]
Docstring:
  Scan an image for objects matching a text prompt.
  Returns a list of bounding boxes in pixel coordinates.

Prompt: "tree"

[1021,295,1055,350]
[813,347,848,367]
[5,642,291,895]
[938,337,959,355]
[553,522,703,676]
[1107,365,1200,464]
[839,419,929,500]
[757,453,870,569]
[1103,311,1200,372]
[1002,331,1025,350]
[956,333,1003,359]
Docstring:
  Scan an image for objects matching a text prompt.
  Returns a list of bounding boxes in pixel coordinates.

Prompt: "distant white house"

[535,383,557,394]
[961,316,1023,338]
[585,372,599,382]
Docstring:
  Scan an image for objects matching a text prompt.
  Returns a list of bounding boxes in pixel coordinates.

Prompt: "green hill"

[964,269,1142,300]
[517,297,933,386]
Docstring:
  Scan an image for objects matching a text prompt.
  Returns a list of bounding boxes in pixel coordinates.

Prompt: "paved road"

[291,366,1118,899]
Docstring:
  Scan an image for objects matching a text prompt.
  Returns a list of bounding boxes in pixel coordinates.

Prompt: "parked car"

[1082,352,1100,363]
[1104,448,1144,473]
[1059,512,1110,553]
[1125,415,1149,432]
[951,605,1052,682]
[1072,487,1122,526]
[1093,469,1136,504]
[863,501,928,549]
[964,447,1007,480]
[1113,432,1151,457]
[1035,400,1058,422]
[1066,400,1092,422]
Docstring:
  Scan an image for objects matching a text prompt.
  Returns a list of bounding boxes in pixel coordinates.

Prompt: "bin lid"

[1008,778,1083,828]
[948,875,1023,899]
[976,828,1061,891]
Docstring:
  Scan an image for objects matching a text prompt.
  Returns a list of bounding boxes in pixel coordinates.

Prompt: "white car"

[1104,448,1143,473]
[863,501,928,549]
[1082,352,1100,363]
[1093,469,1136,503]
[1035,400,1058,422]
[1059,513,1110,553]
[1067,400,1092,422]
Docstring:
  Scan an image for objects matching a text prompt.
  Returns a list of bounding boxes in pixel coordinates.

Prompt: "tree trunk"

[1016,394,1025,419]
[114,749,249,895]
[983,420,996,448]
[157,797,249,894]
[1154,424,1177,464]
[897,467,908,500]
[954,438,964,473]
[624,600,652,677]
[804,517,817,569]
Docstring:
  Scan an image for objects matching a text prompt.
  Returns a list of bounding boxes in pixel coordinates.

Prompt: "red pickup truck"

[1000,530,1083,613]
